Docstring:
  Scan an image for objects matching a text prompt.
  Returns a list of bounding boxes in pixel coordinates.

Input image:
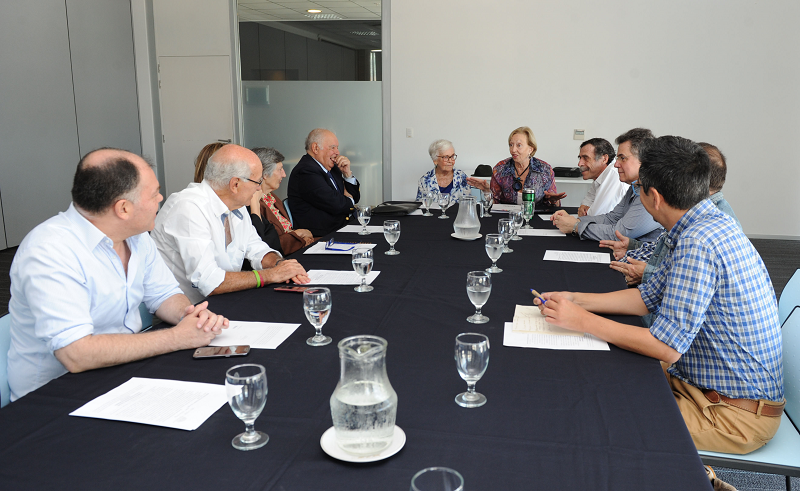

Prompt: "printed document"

[337,225,385,234]
[503,323,609,351]
[543,250,611,264]
[304,242,377,255]
[306,270,380,285]
[209,321,300,349]
[491,204,521,213]
[512,305,581,336]
[517,229,565,237]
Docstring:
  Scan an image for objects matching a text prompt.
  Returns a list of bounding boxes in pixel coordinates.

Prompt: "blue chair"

[0,314,11,407]
[698,308,800,489]
[779,269,800,326]
[139,302,153,332]
[282,198,294,226]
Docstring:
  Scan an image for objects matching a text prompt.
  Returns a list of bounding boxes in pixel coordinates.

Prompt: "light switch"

[406,128,414,138]
[573,129,585,140]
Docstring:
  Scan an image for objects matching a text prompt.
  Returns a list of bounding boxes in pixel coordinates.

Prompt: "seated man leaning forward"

[152,144,309,304]
[7,148,228,401]
[535,136,784,455]
[287,128,361,237]
[576,137,629,217]
[551,128,663,242]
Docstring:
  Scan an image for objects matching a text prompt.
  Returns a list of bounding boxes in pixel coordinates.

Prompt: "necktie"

[223,213,232,247]
[326,170,339,192]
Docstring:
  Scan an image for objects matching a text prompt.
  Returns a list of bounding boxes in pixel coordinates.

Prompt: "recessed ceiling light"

[307,9,321,13]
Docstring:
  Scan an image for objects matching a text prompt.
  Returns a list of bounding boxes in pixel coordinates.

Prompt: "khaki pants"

[661,362,782,454]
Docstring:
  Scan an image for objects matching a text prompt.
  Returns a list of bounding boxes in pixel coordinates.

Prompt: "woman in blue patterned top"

[416,139,472,202]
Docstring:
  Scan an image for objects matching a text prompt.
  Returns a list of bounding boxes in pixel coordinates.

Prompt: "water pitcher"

[453,196,481,237]
[330,335,398,455]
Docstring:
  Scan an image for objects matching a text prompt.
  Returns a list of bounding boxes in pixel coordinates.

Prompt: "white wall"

[388,0,800,238]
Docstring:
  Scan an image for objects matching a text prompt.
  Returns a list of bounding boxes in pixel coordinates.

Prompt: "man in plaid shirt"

[535,136,783,455]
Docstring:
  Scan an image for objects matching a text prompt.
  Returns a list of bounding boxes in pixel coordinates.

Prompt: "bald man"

[152,144,309,304]
[7,148,228,401]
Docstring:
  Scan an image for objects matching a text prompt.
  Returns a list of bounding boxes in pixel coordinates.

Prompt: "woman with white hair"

[416,139,472,202]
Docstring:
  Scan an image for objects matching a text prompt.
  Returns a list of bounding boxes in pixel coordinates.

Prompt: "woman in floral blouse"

[416,139,472,202]
[467,127,564,205]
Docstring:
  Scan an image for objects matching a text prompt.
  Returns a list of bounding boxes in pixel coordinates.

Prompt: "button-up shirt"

[638,199,783,401]
[7,204,183,400]
[579,160,629,216]
[576,187,663,242]
[151,181,278,303]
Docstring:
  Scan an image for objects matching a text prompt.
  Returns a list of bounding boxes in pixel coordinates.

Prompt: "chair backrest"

[0,314,11,407]
[783,308,800,423]
[282,198,294,226]
[779,269,800,326]
[138,302,153,332]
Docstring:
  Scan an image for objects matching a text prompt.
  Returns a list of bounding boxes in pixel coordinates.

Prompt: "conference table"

[0,205,711,490]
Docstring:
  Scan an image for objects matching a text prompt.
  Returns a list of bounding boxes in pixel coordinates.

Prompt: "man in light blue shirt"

[7,148,228,401]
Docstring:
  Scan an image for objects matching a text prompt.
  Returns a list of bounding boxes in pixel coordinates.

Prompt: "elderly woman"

[416,139,472,201]
[193,142,227,183]
[248,147,315,256]
[466,127,564,205]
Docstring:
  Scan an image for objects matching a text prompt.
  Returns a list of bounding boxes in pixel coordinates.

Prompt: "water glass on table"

[410,467,464,491]
[437,192,451,219]
[303,287,332,346]
[498,218,514,253]
[421,191,435,216]
[509,209,524,241]
[454,332,490,408]
[357,205,371,235]
[485,234,503,273]
[226,364,269,451]
[481,190,493,217]
[466,270,491,324]
[352,247,374,292]
[384,220,400,255]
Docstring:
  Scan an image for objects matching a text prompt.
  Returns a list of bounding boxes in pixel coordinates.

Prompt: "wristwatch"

[571,220,580,237]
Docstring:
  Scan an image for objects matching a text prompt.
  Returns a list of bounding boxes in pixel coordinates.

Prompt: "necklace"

[512,158,531,191]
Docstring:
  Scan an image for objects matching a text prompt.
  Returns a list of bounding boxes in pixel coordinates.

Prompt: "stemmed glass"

[226,364,269,451]
[384,220,400,255]
[509,210,524,241]
[466,271,491,324]
[485,234,503,273]
[352,247,374,292]
[421,191,435,217]
[410,467,465,491]
[454,332,490,408]
[498,218,514,253]
[357,205,371,235]
[303,287,332,346]
[437,192,451,219]
[481,190,493,217]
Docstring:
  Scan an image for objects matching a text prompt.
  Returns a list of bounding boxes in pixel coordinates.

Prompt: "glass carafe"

[330,335,398,456]
[453,196,481,238]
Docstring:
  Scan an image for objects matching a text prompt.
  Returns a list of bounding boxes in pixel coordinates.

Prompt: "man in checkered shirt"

[535,135,783,455]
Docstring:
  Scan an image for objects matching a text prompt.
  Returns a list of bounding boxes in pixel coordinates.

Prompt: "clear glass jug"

[453,196,482,238]
[330,335,398,455]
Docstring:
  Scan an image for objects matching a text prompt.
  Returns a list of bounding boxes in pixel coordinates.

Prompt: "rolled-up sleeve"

[140,234,184,313]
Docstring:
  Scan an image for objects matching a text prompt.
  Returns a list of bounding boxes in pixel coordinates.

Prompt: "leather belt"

[702,389,785,417]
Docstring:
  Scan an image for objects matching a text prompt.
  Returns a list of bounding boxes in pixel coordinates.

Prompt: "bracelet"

[253,270,261,288]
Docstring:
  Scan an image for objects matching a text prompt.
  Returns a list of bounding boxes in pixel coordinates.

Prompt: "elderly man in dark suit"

[287,128,361,236]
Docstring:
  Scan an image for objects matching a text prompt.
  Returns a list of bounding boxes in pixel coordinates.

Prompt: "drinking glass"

[437,192,451,219]
[481,190,493,217]
[352,247,374,292]
[509,210,524,241]
[226,364,269,451]
[421,191,435,217]
[521,187,535,229]
[466,271,491,324]
[410,467,465,491]
[384,220,400,255]
[485,234,503,273]
[357,205,371,235]
[454,332,490,408]
[498,218,514,253]
[303,287,332,346]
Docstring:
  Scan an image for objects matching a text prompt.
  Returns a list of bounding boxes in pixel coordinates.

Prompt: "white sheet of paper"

[491,204,521,213]
[503,323,609,350]
[303,242,377,255]
[209,321,300,349]
[543,250,611,264]
[537,214,577,221]
[69,377,228,431]
[306,270,380,285]
[516,229,566,237]
[512,305,581,336]
[337,225,384,234]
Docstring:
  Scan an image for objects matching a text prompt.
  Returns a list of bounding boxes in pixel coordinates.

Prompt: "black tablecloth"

[0,209,711,490]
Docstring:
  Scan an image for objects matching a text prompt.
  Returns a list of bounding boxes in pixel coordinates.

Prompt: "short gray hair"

[305,128,333,152]
[251,147,285,177]
[204,153,250,190]
[428,139,454,161]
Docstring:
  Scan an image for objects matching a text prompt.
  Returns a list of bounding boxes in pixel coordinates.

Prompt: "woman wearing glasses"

[416,139,472,202]
[466,127,564,205]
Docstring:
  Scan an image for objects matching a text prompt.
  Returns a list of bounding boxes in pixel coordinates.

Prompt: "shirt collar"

[200,179,245,218]
[65,203,142,252]
[709,191,723,206]
[594,160,617,184]
[664,198,715,250]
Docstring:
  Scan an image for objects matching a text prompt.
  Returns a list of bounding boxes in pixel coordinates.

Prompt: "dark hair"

[699,142,727,193]
[580,138,615,164]
[615,128,655,157]
[72,148,141,213]
[638,136,710,210]
[194,142,227,183]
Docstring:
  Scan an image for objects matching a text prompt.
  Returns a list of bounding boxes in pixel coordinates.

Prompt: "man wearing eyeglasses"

[551,128,663,243]
[153,144,309,304]
[287,128,361,237]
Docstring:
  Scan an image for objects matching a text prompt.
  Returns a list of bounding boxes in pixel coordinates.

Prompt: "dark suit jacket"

[287,154,360,236]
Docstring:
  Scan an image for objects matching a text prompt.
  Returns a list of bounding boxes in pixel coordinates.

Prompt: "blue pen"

[530,289,547,306]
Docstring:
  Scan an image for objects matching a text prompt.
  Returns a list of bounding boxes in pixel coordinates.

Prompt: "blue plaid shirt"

[638,199,783,401]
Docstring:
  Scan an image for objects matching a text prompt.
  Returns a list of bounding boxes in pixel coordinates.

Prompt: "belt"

[702,389,785,417]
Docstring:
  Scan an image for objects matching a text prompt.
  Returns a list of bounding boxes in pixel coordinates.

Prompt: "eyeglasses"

[241,176,264,186]
[438,154,457,162]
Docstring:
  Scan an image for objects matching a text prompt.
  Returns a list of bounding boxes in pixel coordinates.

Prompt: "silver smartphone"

[192,345,250,359]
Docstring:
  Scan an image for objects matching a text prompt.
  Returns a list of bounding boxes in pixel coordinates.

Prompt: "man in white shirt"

[152,144,309,303]
[7,148,228,401]
[577,138,629,217]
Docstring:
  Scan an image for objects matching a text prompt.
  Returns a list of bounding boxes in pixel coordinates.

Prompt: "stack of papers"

[306,270,380,285]
[209,321,300,349]
[504,306,609,350]
[304,242,376,255]
[491,204,521,213]
[338,225,384,234]
[543,250,611,264]
[538,214,577,221]
[517,229,565,237]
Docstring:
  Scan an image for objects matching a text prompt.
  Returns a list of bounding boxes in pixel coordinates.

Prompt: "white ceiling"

[238,0,381,21]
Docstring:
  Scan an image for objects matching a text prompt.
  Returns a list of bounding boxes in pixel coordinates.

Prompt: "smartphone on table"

[193,345,250,359]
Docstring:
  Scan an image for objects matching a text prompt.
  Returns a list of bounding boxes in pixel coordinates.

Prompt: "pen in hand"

[531,289,547,306]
